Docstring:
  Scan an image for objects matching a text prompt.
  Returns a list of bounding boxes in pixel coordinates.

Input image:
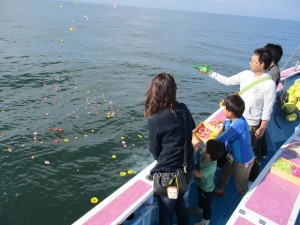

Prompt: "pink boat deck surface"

[245,173,300,224]
[83,180,152,225]
[235,217,256,225]
[281,66,300,78]
[232,131,300,225]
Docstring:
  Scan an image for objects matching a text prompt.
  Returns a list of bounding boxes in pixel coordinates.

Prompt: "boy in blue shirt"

[214,94,254,197]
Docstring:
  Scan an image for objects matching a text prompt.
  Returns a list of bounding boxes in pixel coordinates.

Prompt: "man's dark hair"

[254,48,273,70]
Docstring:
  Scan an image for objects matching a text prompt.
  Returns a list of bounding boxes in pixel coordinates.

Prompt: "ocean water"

[0,1,299,224]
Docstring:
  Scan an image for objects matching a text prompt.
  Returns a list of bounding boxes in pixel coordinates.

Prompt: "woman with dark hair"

[145,72,195,225]
[264,43,283,86]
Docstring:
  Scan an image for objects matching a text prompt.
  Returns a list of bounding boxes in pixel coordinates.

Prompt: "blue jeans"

[157,193,189,225]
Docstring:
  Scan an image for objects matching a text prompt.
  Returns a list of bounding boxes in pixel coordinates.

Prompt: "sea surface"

[0,1,299,224]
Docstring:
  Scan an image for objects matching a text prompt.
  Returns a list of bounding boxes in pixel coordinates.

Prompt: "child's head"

[223,94,245,118]
[204,139,225,161]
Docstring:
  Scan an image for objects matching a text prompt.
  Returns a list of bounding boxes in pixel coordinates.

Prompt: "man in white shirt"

[198,48,276,182]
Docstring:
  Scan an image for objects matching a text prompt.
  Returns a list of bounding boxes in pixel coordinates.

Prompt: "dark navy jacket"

[148,102,196,175]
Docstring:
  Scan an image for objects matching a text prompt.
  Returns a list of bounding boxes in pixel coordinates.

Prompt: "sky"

[72,0,300,21]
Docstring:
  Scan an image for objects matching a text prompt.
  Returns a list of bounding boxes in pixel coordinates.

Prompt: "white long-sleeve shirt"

[209,70,276,126]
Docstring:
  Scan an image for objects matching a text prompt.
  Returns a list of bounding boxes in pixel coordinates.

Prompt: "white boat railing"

[281,45,300,72]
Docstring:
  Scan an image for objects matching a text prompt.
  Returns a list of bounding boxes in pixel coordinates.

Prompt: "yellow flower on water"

[120,171,126,176]
[112,155,117,159]
[120,136,125,140]
[64,138,70,142]
[90,197,98,204]
[127,170,135,174]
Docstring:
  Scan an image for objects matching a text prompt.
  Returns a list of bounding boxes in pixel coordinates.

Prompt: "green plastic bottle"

[190,65,211,73]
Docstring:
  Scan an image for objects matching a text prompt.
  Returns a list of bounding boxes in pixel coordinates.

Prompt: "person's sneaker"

[194,222,205,225]
[194,219,210,225]
[189,207,203,215]
[214,188,224,197]
[146,174,153,181]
